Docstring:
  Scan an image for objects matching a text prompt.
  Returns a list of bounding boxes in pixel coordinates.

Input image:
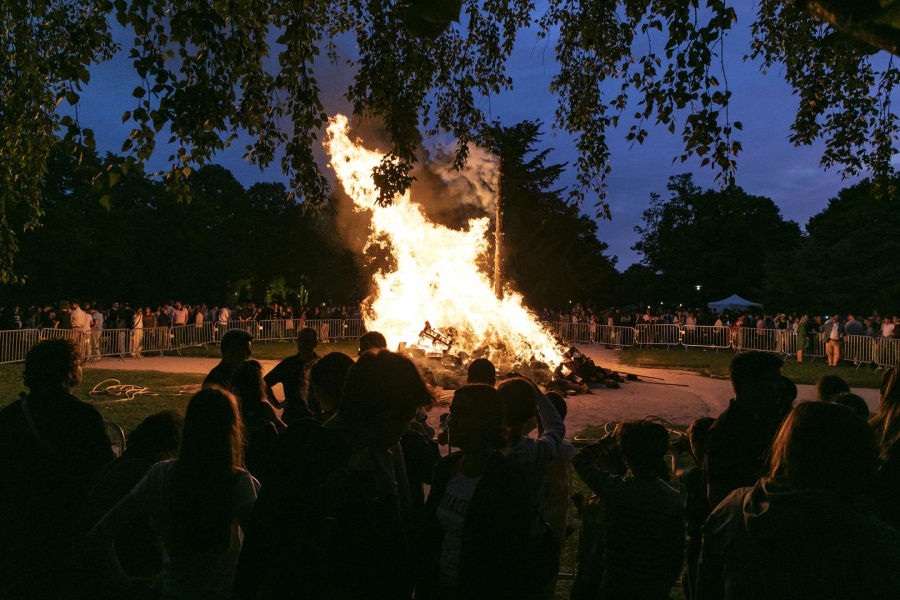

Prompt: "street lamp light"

[695,285,701,308]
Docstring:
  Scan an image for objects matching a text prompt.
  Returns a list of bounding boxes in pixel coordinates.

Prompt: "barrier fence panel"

[551,322,595,344]
[0,329,41,365]
[681,325,731,349]
[141,327,172,355]
[96,328,133,359]
[172,322,216,350]
[733,328,781,353]
[843,334,876,365]
[223,320,258,339]
[594,325,636,348]
[305,319,345,342]
[342,319,366,339]
[256,319,296,342]
[804,332,828,360]
[635,324,681,346]
[876,337,900,368]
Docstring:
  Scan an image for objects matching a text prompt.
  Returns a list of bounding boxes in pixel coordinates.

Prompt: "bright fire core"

[325,115,564,369]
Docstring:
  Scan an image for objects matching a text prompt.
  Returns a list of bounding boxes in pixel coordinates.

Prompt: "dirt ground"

[86,345,881,438]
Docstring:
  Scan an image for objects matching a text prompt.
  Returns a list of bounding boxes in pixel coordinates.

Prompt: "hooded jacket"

[698,481,900,600]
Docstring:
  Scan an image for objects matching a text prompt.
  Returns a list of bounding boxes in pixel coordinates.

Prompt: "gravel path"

[85,346,881,439]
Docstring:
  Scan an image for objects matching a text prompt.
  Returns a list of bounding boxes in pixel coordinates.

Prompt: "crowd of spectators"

[0,301,363,332]
[2,326,900,600]
[540,303,900,340]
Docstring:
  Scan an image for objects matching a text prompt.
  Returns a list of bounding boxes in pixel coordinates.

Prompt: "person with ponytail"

[89,388,257,600]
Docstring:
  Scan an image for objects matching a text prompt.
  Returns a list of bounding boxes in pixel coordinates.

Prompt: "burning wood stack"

[399,322,639,398]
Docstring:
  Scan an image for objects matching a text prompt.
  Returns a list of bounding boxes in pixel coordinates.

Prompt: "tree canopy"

[5,144,362,305]
[632,173,802,306]
[3,0,900,281]
[480,119,620,309]
[763,178,900,315]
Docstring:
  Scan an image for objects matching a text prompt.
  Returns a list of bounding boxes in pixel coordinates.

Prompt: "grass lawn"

[619,346,885,388]
[0,364,203,433]
[172,338,360,360]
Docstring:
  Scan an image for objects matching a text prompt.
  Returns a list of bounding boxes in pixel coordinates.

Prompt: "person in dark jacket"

[0,338,115,600]
[234,349,433,600]
[80,410,184,597]
[420,384,546,600]
[698,401,900,600]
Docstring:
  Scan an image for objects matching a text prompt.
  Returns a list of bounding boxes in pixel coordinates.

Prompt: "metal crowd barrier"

[843,334,877,366]
[0,328,41,365]
[877,338,900,368]
[0,318,895,367]
[681,325,731,349]
[635,324,681,347]
[732,328,781,353]
[594,325,635,347]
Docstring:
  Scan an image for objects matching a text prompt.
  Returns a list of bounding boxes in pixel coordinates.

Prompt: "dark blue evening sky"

[70,4,865,268]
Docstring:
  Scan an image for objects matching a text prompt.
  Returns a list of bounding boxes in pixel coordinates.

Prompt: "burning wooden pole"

[493,156,503,298]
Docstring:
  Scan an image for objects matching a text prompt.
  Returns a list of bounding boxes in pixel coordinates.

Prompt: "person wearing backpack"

[420,384,558,600]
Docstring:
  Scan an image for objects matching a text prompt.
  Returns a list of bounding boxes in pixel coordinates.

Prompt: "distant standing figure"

[823,314,844,367]
[795,315,809,363]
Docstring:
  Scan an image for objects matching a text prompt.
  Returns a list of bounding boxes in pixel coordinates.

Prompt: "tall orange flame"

[325,115,564,368]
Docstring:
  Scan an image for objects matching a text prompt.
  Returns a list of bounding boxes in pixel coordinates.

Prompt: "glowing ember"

[325,115,565,368]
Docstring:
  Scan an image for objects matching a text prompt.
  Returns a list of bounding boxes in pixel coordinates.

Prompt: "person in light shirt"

[883,317,896,339]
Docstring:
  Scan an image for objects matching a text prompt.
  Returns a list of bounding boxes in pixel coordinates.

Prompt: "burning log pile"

[400,323,643,399]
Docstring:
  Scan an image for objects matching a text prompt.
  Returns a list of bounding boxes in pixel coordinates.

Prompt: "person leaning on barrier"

[0,338,115,600]
[204,329,254,391]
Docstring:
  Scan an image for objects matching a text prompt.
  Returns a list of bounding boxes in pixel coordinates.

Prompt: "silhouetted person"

[203,328,253,390]
[573,420,684,600]
[817,374,850,403]
[89,388,257,600]
[234,350,433,600]
[466,357,496,385]
[705,352,786,508]
[265,327,319,423]
[499,377,565,515]
[676,417,715,600]
[873,367,900,530]
[698,402,900,600]
[779,375,797,421]
[420,384,556,600]
[0,338,115,600]
[308,351,356,421]
[81,411,184,594]
[358,330,388,355]
[232,361,280,486]
[835,392,870,420]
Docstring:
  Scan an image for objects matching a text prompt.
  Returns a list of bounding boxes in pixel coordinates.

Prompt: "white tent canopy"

[707,294,763,311]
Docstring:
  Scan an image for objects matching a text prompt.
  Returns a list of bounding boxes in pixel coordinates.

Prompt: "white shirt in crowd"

[133,312,143,329]
[218,307,231,323]
[436,472,481,581]
[70,306,91,332]
[830,320,841,340]
[884,321,896,338]
[173,307,189,325]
